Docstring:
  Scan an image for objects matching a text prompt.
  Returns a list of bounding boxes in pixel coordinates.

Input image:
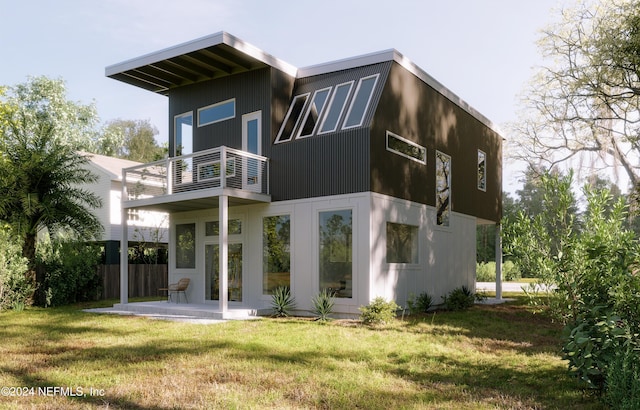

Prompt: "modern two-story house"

[107,32,502,318]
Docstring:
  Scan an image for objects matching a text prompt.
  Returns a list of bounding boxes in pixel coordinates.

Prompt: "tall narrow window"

[319,81,354,134]
[174,112,193,184]
[436,151,451,226]
[319,209,352,298]
[174,112,193,157]
[342,74,379,129]
[263,215,291,294]
[175,223,196,269]
[297,87,332,138]
[275,93,310,143]
[198,99,235,127]
[477,150,487,191]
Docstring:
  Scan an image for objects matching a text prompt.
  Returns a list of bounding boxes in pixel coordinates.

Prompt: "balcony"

[122,146,270,212]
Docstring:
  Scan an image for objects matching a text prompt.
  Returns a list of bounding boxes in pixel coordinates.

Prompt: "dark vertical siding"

[269,63,390,201]
[371,62,502,222]
[168,68,282,156]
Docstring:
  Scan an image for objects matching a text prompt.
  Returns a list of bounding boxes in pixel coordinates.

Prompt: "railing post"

[167,157,173,195]
[221,146,227,189]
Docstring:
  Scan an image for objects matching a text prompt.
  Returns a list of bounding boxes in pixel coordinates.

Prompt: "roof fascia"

[298,49,503,137]
[105,31,298,78]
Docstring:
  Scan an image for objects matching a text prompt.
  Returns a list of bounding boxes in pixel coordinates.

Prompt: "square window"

[386,222,419,264]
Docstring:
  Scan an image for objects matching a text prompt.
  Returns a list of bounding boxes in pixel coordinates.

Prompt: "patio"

[86,301,262,321]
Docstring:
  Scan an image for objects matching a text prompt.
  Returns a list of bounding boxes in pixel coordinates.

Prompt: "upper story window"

[297,87,332,139]
[436,150,451,227]
[275,93,310,143]
[386,131,427,165]
[342,74,380,130]
[319,81,354,135]
[274,73,380,144]
[198,99,235,127]
[477,150,487,191]
[174,112,193,157]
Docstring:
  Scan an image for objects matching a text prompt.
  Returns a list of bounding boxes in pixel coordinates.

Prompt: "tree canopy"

[100,119,165,163]
[509,0,640,191]
[0,77,103,306]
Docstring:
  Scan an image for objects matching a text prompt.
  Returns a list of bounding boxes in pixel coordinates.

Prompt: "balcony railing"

[122,146,269,202]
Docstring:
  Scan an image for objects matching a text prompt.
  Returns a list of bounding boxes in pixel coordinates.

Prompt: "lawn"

[0,296,604,409]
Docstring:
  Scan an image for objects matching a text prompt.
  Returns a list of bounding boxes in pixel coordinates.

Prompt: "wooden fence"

[97,264,168,300]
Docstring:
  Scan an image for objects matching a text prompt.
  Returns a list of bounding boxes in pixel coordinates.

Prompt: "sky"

[1,0,571,192]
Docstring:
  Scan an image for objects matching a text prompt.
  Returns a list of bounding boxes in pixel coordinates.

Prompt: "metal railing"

[122,146,269,202]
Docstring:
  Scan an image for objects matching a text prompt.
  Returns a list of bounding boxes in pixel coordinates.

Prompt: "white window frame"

[318,81,354,135]
[275,93,310,144]
[385,222,420,265]
[342,73,380,130]
[173,111,193,157]
[317,207,355,300]
[197,98,236,127]
[296,87,333,139]
[477,149,487,192]
[386,131,427,165]
[435,150,452,228]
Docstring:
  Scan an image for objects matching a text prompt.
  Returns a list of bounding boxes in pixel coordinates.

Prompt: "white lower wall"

[167,192,476,315]
[369,192,476,308]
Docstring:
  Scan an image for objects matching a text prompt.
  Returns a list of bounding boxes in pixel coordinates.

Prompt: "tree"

[509,0,640,192]
[0,78,103,306]
[101,119,164,162]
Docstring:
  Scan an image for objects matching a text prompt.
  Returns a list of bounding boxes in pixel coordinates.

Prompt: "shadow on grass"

[0,296,605,409]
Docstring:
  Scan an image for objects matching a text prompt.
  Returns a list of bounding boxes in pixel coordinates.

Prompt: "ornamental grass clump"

[312,289,335,321]
[270,286,296,317]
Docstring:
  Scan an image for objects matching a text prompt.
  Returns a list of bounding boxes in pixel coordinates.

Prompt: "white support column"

[120,206,129,304]
[495,222,503,300]
[219,195,228,314]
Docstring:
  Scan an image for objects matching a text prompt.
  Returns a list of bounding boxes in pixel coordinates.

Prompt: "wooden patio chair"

[168,278,190,303]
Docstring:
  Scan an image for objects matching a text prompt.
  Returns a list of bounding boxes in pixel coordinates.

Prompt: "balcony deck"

[122,146,270,212]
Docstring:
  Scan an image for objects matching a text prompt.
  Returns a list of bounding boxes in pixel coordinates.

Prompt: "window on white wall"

[319,209,352,298]
[263,215,291,294]
[175,223,196,269]
[436,151,451,226]
[386,222,419,263]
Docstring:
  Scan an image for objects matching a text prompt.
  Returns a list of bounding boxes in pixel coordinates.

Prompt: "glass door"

[205,243,243,302]
[242,111,261,192]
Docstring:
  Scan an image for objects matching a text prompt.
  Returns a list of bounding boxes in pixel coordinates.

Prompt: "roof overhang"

[299,49,503,136]
[105,31,297,96]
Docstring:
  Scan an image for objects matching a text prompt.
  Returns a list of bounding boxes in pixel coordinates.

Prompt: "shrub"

[0,228,32,311]
[312,289,335,321]
[476,262,495,281]
[406,292,432,314]
[270,286,296,317]
[476,261,522,282]
[359,297,399,325]
[503,260,522,281]
[604,345,640,410]
[37,239,102,307]
[442,286,475,311]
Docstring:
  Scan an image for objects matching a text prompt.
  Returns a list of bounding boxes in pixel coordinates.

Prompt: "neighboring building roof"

[105,31,501,136]
[83,152,142,181]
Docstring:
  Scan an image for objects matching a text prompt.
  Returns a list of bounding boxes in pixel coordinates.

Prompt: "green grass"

[0,297,603,409]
